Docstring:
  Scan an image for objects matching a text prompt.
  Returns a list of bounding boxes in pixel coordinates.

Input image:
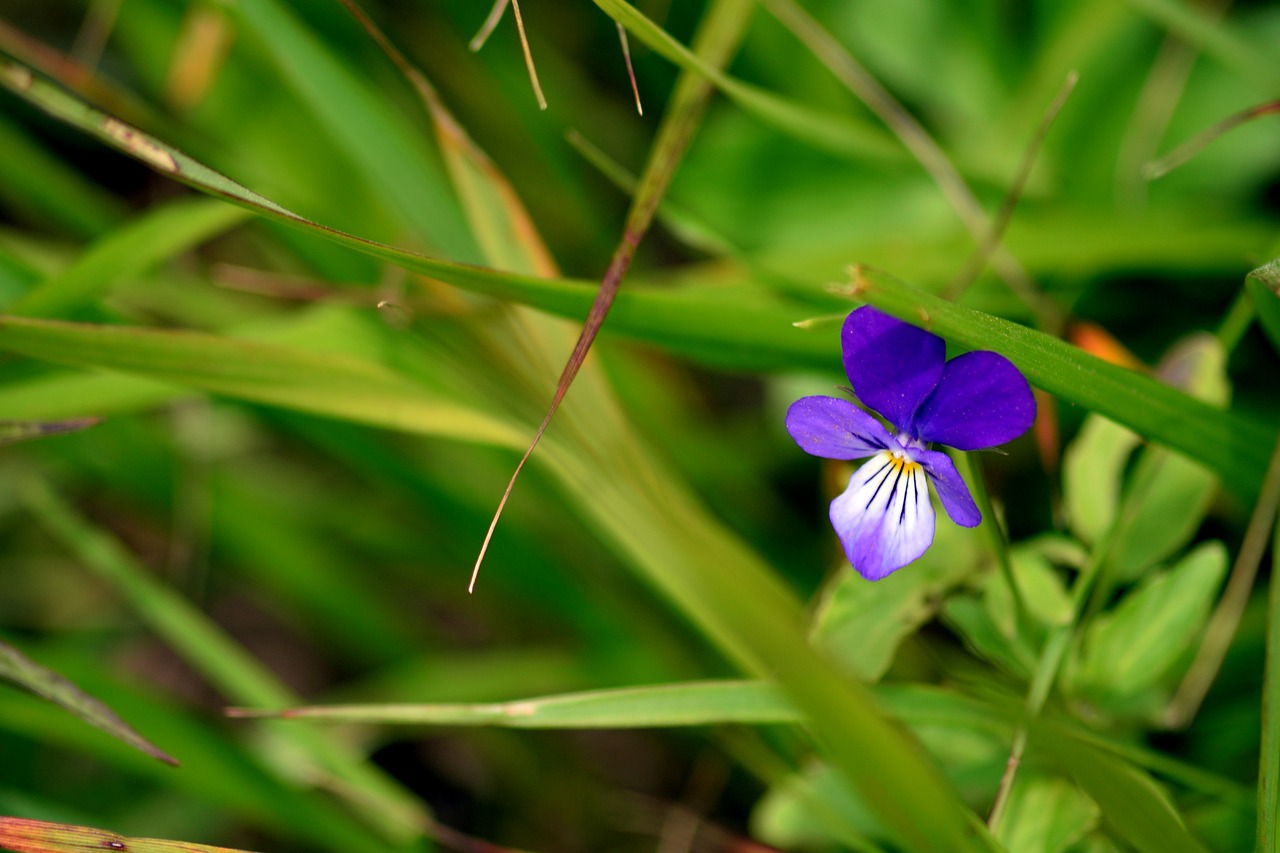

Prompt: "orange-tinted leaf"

[0,818,259,852]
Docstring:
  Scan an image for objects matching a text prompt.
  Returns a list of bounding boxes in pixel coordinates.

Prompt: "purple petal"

[842,307,946,430]
[909,351,1036,450]
[786,396,897,460]
[830,451,935,580]
[915,448,981,527]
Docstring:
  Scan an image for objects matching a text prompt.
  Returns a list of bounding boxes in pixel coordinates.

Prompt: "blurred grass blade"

[231,680,797,727]
[0,55,830,373]
[217,0,477,254]
[0,417,100,446]
[0,315,523,448]
[849,265,1278,499]
[13,197,249,318]
[0,640,177,766]
[21,480,427,845]
[0,111,126,238]
[469,0,757,592]
[1167,435,1280,728]
[0,818,258,853]
[591,0,900,161]
[336,0,556,276]
[1145,99,1280,179]
[1121,0,1280,91]
[1263,504,1280,851]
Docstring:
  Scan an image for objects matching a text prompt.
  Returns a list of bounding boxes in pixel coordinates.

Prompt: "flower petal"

[842,307,945,430]
[915,448,981,527]
[909,351,1036,450]
[786,396,897,460]
[830,451,935,580]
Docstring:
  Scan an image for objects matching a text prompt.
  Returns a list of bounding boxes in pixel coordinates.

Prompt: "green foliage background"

[0,0,1278,851]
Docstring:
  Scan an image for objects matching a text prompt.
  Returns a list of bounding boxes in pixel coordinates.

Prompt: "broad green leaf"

[1248,259,1280,355]
[992,773,1099,853]
[1032,722,1209,853]
[752,763,887,852]
[12,197,249,318]
[0,817,258,853]
[1070,542,1228,705]
[984,546,1073,635]
[942,595,1035,678]
[0,640,176,766]
[1063,415,1141,545]
[1106,335,1226,581]
[851,266,1278,500]
[0,315,523,449]
[812,512,981,681]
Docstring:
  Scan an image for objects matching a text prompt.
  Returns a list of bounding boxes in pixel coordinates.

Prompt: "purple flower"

[786,307,1036,580]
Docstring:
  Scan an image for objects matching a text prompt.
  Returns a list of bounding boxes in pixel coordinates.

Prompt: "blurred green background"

[0,0,1278,851]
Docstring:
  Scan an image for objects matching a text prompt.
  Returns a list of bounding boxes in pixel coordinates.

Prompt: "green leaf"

[1106,335,1226,581]
[851,266,1278,500]
[1032,722,1209,853]
[812,513,981,681]
[942,595,1035,678]
[1070,542,1228,704]
[1063,415,1141,546]
[992,772,1099,853]
[0,639,176,766]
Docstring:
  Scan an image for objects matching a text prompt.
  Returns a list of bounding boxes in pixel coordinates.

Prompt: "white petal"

[829,450,935,580]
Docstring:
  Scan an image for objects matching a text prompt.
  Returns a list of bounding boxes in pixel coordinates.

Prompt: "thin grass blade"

[0,640,177,766]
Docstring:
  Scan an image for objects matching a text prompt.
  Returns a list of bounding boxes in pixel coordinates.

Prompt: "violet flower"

[787,307,1035,580]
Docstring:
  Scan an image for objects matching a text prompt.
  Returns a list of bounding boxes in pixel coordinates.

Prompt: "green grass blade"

[1259,464,1280,850]
[850,266,1277,499]
[0,315,523,447]
[233,680,796,728]
[0,639,177,766]
[20,480,427,846]
[1121,0,1280,90]
[0,817,261,853]
[0,417,100,446]
[0,111,126,238]
[590,0,901,162]
[13,197,249,318]
[220,0,478,255]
